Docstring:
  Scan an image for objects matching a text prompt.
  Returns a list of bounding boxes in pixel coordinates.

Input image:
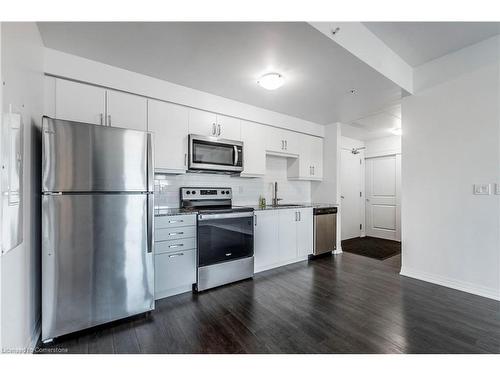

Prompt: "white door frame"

[340,147,365,240]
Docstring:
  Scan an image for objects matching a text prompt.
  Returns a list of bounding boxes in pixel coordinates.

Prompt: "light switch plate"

[474,184,491,195]
[495,183,500,195]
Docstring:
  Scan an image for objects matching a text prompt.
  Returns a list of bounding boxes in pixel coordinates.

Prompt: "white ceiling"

[363,22,500,67]
[37,22,402,125]
[343,103,401,140]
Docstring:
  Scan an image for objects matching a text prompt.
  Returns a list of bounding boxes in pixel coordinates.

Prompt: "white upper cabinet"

[55,78,147,131]
[216,114,241,140]
[188,108,217,136]
[265,127,299,155]
[106,90,147,131]
[188,108,240,140]
[148,99,189,173]
[55,78,106,125]
[288,134,324,180]
[240,120,266,177]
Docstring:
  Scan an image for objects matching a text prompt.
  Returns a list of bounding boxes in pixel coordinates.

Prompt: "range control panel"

[180,187,232,201]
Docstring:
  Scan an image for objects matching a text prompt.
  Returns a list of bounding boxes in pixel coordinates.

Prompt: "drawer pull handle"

[169,232,184,236]
[225,253,232,257]
[168,220,184,224]
[169,253,184,258]
[168,244,184,248]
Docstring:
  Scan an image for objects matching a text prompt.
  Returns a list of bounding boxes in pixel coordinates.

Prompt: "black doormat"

[341,236,401,260]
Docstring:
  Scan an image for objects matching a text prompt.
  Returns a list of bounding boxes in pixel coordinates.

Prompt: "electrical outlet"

[473,184,491,195]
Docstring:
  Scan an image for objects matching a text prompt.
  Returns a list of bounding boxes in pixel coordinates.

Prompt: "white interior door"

[365,155,401,241]
[340,149,362,240]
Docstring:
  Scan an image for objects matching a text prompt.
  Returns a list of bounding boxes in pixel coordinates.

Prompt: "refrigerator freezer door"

[42,193,154,341]
[42,117,149,192]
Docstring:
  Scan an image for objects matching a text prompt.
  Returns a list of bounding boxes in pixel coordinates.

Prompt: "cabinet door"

[254,210,280,272]
[55,78,106,125]
[265,126,285,153]
[282,129,299,155]
[297,208,313,257]
[155,249,196,299]
[278,209,298,262]
[148,100,189,172]
[216,114,241,140]
[310,136,323,179]
[188,108,217,136]
[240,120,266,177]
[106,90,147,131]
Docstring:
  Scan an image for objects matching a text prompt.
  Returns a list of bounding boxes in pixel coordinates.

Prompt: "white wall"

[365,135,401,158]
[401,40,500,300]
[155,155,311,208]
[311,123,342,251]
[1,23,44,351]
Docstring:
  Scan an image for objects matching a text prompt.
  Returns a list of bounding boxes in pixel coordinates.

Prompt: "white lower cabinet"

[254,208,313,273]
[155,250,196,299]
[154,214,197,299]
[254,210,280,271]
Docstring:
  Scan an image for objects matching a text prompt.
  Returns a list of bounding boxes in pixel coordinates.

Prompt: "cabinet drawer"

[155,214,196,229]
[155,226,196,242]
[155,237,197,255]
[155,249,196,298]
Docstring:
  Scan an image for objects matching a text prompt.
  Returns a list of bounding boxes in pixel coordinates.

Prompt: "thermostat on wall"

[473,184,491,195]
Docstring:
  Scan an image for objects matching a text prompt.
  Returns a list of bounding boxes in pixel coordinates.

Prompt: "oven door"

[197,212,254,267]
[189,134,243,172]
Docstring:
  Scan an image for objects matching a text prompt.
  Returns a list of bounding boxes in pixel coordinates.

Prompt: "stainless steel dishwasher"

[313,206,338,256]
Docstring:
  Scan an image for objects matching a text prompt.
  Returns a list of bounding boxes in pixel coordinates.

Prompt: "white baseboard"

[333,248,342,254]
[400,267,500,301]
[29,317,41,353]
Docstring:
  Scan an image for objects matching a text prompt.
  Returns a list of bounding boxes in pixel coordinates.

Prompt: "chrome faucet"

[272,182,283,206]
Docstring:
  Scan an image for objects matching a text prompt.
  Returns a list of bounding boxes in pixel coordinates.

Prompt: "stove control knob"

[221,191,225,194]
[191,191,196,195]
[186,191,191,195]
[226,190,230,194]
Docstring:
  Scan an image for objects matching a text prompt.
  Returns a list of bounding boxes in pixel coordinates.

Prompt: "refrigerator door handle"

[147,193,154,253]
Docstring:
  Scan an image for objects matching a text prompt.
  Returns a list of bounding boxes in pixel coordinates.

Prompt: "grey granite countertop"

[154,207,198,217]
[246,202,338,211]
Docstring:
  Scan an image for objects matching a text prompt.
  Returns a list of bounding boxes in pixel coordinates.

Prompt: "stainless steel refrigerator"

[41,117,154,343]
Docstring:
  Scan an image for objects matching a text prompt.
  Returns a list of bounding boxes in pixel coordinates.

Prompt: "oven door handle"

[198,212,254,221]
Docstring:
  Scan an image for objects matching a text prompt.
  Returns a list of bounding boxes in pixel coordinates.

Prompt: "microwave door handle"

[234,145,239,166]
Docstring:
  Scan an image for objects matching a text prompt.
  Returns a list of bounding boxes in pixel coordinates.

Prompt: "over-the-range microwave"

[188,134,243,173]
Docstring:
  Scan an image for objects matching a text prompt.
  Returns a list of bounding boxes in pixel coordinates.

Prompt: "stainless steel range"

[180,187,254,291]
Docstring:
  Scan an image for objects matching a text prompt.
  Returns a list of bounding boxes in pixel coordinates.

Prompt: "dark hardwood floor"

[39,252,500,354]
[342,236,401,260]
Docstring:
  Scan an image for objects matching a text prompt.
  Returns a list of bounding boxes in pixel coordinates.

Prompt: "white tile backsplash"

[154,155,311,208]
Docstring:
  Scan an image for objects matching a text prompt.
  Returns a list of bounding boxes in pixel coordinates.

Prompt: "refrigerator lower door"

[42,193,154,341]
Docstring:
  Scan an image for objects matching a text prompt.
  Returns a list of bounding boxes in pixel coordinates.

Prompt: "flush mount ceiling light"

[391,128,402,136]
[257,73,285,90]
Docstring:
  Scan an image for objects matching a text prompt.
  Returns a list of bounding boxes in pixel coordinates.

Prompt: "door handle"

[100,113,104,125]
[184,153,187,166]
[218,124,221,136]
[147,194,154,253]
[254,214,257,226]
[312,166,315,175]
[299,211,301,221]
[212,123,216,136]
[234,145,239,166]
[285,140,287,150]
[341,196,345,199]
[107,114,111,126]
